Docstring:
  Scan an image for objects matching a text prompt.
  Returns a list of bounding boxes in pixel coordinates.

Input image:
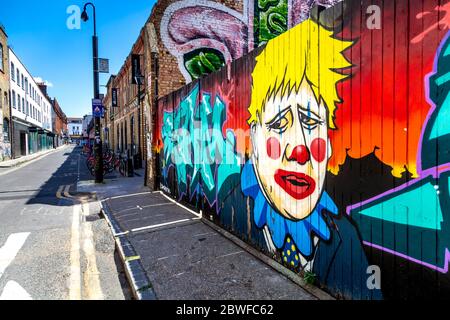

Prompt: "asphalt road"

[0,145,126,300]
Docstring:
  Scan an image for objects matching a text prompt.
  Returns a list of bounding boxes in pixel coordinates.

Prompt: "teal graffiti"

[162,85,241,209]
[349,32,450,273]
[353,180,443,231]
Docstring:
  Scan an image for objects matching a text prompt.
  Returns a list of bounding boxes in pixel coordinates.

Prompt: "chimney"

[38,83,48,96]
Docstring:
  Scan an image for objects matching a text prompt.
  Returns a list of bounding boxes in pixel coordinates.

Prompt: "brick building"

[0,25,11,161]
[51,98,68,147]
[103,21,158,181]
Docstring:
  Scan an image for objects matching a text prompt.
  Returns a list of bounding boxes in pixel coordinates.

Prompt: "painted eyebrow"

[265,106,292,126]
[297,103,321,120]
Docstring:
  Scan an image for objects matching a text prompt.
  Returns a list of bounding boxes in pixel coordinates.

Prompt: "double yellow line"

[56,185,76,201]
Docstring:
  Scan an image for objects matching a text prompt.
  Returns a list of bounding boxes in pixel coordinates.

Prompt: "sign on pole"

[98,58,109,73]
[92,99,104,118]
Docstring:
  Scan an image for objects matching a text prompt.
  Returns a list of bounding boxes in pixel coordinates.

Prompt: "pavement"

[0,145,128,300]
[78,166,326,300]
[0,145,67,170]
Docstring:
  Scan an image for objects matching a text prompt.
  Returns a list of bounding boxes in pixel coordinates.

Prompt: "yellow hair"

[248,19,353,129]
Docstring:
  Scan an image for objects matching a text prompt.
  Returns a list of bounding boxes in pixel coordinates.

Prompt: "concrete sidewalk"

[0,144,69,169]
[77,170,328,300]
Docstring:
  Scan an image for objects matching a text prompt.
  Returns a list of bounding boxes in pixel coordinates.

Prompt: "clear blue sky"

[1,0,156,118]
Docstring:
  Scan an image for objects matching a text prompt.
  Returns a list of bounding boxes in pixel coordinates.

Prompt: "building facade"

[51,98,68,147]
[102,29,150,171]
[0,25,11,161]
[67,117,83,144]
[9,48,53,158]
[81,114,93,146]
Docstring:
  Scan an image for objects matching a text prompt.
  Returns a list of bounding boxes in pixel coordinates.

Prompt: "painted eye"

[298,104,323,131]
[300,114,320,128]
[266,109,293,133]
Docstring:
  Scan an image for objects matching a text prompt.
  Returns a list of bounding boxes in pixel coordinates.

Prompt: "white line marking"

[157,254,180,261]
[141,203,175,209]
[69,204,81,300]
[0,233,30,278]
[0,233,32,300]
[216,251,244,259]
[130,217,201,233]
[0,281,32,300]
[105,192,153,201]
[157,191,202,218]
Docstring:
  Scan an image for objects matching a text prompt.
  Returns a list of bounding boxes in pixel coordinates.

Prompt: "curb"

[100,200,156,300]
[201,218,336,301]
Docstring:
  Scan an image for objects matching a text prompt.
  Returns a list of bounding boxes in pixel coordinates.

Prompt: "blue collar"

[241,160,338,257]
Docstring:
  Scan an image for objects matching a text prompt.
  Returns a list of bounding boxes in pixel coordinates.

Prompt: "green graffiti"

[162,85,241,205]
[255,0,288,45]
[184,49,225,80]
[353,180,444,231]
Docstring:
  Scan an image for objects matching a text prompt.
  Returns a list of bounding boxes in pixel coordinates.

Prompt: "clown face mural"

[250,78,332,221]
[242,19,353,268]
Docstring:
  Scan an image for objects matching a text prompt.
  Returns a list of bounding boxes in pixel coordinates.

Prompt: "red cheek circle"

[310,138,327,163]
[266,137,281,160]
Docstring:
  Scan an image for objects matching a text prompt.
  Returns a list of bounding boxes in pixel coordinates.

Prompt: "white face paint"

[251,79,332,221]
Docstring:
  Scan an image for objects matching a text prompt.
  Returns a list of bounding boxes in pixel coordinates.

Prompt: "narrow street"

[0,146,126,300]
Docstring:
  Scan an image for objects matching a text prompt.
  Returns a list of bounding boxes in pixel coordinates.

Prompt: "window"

[3,118,10,142]
[17,94,21,112]
[16,69,19,83]
[22,98,24,113]
[0,44,3,72]
[10,62,14,80]
[12,90,16,108]
[21,75,24,89]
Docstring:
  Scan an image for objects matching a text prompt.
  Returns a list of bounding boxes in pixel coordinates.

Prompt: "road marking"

[0,233,32,300]
[216,251,244,259]
[69,204,82,300]
[64,185,76,199]
[130,217,202,233]
[105,192,153,201]
[157,191,202,218]
[81,201,104,300]
[0,233,30,278]
[0,281,32,300]
[56,185,65,199]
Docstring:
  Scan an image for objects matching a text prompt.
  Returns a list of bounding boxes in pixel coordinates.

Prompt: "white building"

[67,117,83,143]
[9,48,53,157]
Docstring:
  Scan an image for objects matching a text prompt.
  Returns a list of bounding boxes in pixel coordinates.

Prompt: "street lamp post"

[82,2,103,183]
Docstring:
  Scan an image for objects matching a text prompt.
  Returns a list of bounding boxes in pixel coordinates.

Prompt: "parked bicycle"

[85,148,119,177]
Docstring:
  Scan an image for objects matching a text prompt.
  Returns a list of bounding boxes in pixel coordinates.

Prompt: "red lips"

[274,170,316,200]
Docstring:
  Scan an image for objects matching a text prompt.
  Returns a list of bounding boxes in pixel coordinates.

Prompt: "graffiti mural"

[160,0,339,81]
[157,0,450,299]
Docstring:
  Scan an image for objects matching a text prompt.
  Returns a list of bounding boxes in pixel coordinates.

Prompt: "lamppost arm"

[82,2,97,36]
